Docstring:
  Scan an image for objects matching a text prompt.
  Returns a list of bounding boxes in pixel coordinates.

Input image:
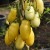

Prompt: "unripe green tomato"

[31,17,40,28]
[25,6,35,20]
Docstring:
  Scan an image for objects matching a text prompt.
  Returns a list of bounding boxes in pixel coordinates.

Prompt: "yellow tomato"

[5,30,11,46]
[15,35,25,49]
[25,6,35,20]
[20,20,31,40]
[21,20,30,25]
[7,8,17,23]
[23,0,29,10]
[35,12,39,18]
[8,23,19,42]
[25,28,35,46]
[31,17,40,28]
[33,0,44,14]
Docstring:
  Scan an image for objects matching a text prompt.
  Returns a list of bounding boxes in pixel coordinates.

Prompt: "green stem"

[16,0,21,25]
[20,0,25,20]
[26,45,30,50]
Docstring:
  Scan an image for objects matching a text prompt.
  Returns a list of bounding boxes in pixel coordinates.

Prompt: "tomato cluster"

[5,0,44,49]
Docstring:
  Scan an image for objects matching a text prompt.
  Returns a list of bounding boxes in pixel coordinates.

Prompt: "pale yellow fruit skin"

[23,1,29,10]
[33,0,44,14]
[31,17,40,28]
[20,20,31,40]
[7,8,17,23]
[5,30,11,46]
[15,35,25,49]
[8,23,19,42]
[35,12,39,18]
[25,6,35,20]
[25,28,35,46]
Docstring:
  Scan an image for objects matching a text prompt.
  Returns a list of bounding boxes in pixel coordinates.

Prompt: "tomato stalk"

[16,0,24,25]
[26,45,30,50]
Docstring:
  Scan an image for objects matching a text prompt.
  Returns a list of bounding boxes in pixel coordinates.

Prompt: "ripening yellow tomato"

[7,8,17,23]
[31,17,40,28]
[25,6,35,20]
[35,12,39,18]
[23,0,29,10]
[15,35,25,49]
[5,30,11,46]
[33,0,44,14]
[8,23,19,42]
[25,28,35,46]
[20,20,31,40]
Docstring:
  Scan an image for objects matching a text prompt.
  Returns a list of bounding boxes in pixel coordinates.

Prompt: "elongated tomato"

[7,8,17,23]
[5,30,11,46]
